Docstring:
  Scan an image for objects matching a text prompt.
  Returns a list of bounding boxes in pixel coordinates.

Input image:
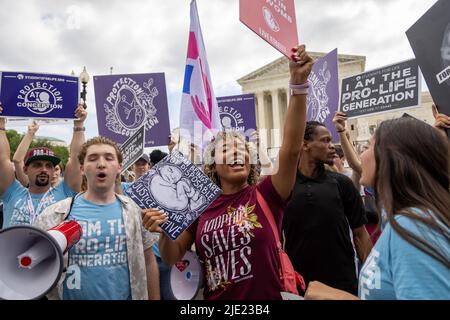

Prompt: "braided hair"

[304,121,326,141]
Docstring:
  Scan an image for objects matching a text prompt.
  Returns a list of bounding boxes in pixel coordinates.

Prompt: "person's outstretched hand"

[289,45,314,85]
[142,208,168,233]
[432,104,450,137]
[27,120,40,135]
[333,111,348,132]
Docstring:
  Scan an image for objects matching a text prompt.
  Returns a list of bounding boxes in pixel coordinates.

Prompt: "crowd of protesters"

[0,44,449,300]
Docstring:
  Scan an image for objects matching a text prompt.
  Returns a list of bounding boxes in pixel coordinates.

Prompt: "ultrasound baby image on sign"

[125,151,222,240]
[94,73,170,147]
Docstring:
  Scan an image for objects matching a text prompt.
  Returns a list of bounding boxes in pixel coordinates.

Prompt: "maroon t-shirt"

[187,176,287,300]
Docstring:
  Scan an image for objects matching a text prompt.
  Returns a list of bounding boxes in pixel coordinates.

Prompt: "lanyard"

[27,187,53,225]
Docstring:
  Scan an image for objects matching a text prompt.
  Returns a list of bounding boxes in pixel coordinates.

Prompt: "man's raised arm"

[0,104,16,195]
[64,104,87,192]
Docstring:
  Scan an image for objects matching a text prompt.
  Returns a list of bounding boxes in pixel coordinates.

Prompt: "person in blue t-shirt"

[36,136,159,300]
[0,103,87,228]
[304,117,450,300]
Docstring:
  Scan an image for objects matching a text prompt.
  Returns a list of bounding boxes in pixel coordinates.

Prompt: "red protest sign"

[239,0,299,57]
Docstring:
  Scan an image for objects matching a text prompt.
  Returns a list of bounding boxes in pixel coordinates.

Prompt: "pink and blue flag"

[179,0,221,149]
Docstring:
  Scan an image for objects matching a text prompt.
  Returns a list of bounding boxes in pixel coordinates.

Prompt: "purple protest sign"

[217,93,257,135]
[125,150,222,240]
[0,71,78,119]
[306,49,340,142]
[94,73,171,147]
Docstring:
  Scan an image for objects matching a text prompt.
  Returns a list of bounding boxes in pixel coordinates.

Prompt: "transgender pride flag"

[179,0,221,149]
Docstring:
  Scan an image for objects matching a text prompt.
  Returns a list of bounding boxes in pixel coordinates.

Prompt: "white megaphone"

[0,220,82,300]
[169,251,203,300]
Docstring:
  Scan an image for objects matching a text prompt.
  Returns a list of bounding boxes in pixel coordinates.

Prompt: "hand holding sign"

[289,45,314,85]
[332,112,347,132]
[141,208,168,233]
[74,103,87,124]
[432,104,450,137]
[27,121,40,135]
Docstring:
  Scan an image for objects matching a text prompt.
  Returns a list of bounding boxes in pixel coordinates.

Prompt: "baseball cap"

[135,154,150,164]
[24,147,61,167]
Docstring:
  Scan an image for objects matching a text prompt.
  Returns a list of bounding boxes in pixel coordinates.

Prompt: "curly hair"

[203,131,259,188]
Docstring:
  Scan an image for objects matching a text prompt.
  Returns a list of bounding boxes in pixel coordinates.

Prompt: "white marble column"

[271,89,281,129]
[271,89,282,148]
[279,87,289,135]
[256,91,266,130]
[256,91,269,148]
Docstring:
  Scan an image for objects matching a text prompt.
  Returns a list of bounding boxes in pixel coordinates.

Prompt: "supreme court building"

[237,52,434,158]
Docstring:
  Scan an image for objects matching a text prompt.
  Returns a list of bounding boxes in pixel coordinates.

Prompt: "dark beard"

[35,176,50,187]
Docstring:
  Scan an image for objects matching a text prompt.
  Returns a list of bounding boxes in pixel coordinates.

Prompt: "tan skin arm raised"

[333,111,362,176]
[64,104,87,192]
[271,45,314,201]
[0,105,16,195]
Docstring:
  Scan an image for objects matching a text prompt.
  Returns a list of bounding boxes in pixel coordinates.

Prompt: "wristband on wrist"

[0,128,6,132]
[73,126,85,132]
[289,82,310,89]
[289,82,310,96]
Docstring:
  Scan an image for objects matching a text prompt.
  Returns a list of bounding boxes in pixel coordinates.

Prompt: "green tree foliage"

[6,130,69,165]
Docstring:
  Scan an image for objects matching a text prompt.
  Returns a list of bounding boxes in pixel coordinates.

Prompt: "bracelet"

[289,82,310,90]
[289,82,310,96]
[73,126,85,132]
[0,127,6,131]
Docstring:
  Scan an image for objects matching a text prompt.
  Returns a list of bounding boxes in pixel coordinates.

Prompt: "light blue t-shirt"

[152,242,160,258]
[121,182,131,194]
[63,194,131,300]
[0,179,76,228]
[359,209,450,300]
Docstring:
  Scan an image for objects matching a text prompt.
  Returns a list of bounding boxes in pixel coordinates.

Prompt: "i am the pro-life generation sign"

[340,59,421,118]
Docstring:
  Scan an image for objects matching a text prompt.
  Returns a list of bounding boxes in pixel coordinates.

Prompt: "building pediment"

[237,52,366,85]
